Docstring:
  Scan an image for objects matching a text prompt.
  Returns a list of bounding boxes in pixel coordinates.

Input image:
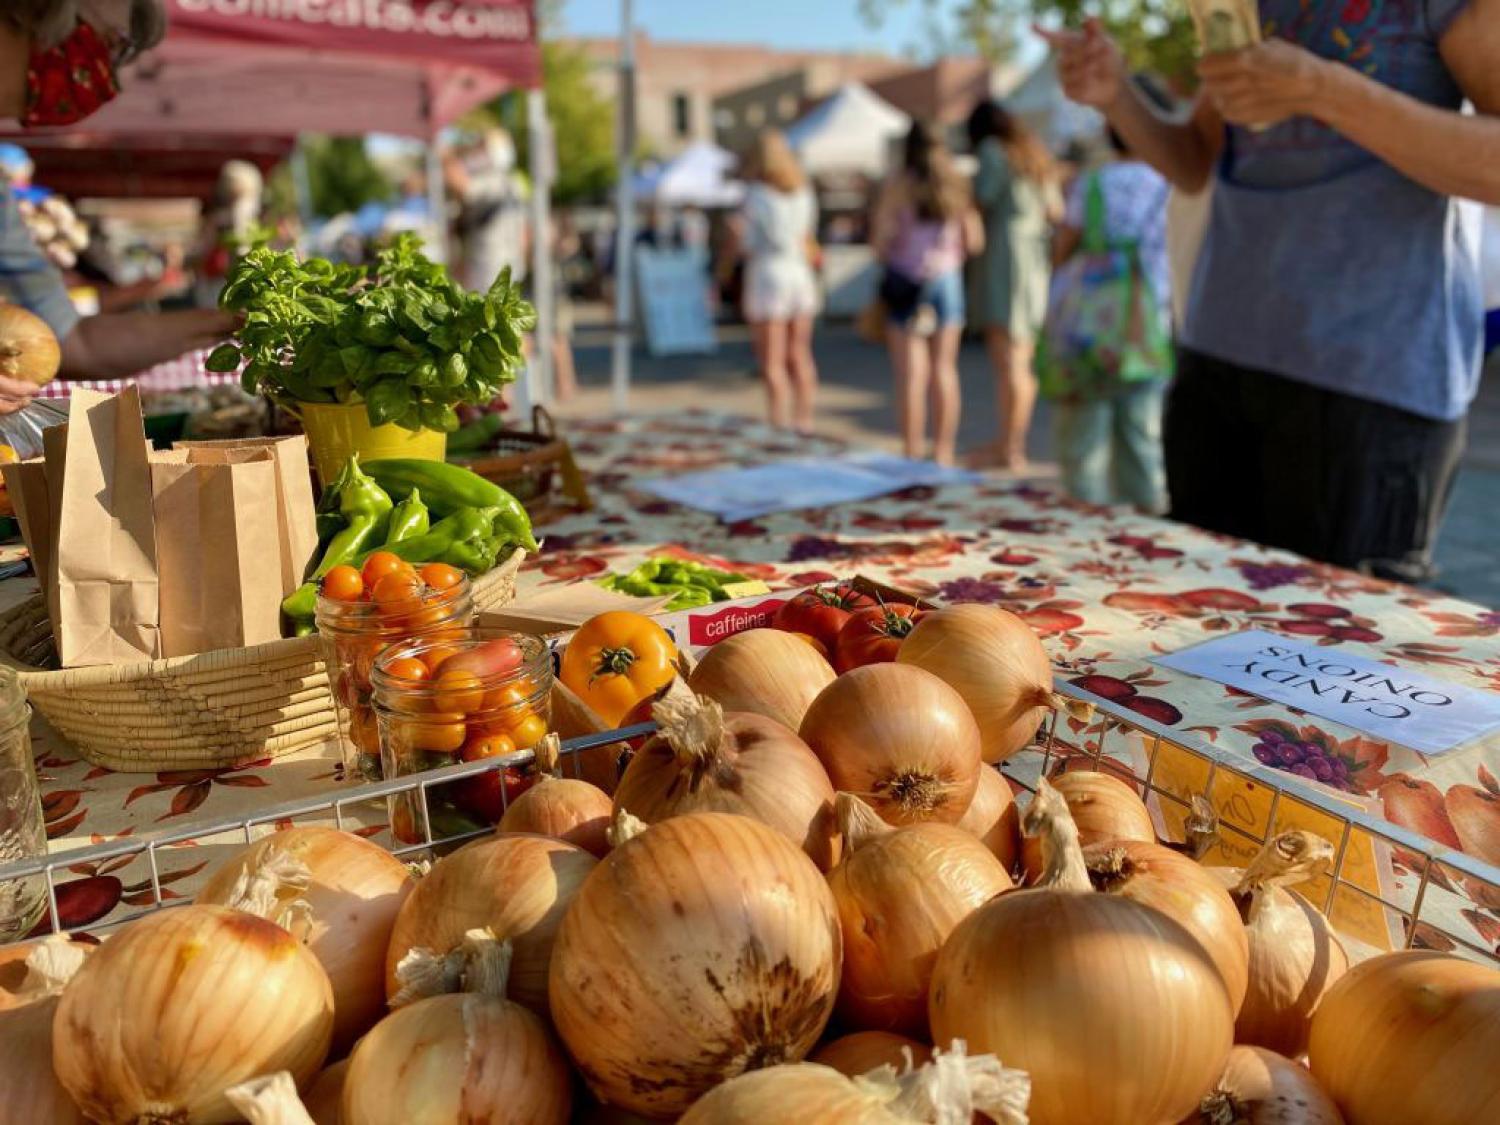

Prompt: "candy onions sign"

[170,0,535,62]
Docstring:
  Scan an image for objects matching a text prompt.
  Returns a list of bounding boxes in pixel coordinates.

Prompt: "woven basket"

[451,406,591,519]
[0,551,525,773]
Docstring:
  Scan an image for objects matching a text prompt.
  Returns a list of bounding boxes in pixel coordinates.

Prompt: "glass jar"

[316,576,474,781]
[371,630,553,844]
[0,669,46,941]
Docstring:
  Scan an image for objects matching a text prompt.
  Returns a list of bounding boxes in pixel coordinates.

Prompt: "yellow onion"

[196,826,413,1054]
[689,627,837,730]
[800,663,981,826]
[54,904,333,1124]
[1083,838,1249,1015]
[0,937,88,1125]
[0,303,60,386]
[1308,951,1500,1124]
[929,779,1234,1125]
[956,765,1020,873]
[499,733,614,857]
[225,1073,316,1125]
[384,833,596,1017]
[1206,831,1349,1057]
[302,1060,346,1125]
[678,1042,1030,1125]
[549,811,842,1119]
[613,679,839,868]
[896,604,1054,763]
[1183,1046,1344,1125]
[1020,769,1154,882]
[829,793,1012,1035]
[348,931,571,1124]
[811,1031,933,1078]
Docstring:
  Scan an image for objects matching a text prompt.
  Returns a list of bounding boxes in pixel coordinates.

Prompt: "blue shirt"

[0,191,79,340]
[1183,0,1481,421]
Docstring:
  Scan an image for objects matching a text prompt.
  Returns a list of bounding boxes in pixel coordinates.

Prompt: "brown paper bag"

[175,436,317,596]
[2,457,53,602]
[54,388,160,666]
[152,452,283,657]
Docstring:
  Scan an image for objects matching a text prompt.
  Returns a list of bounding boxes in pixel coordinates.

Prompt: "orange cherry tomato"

[349,705,381,757]
[510,713,548,750]
[419,562,464,591]
[433,670,486,715]
[400,605,449,631]
[371,571,424,615]
[361,551,412,590]
[462,731,517,762]
[394,713,467,754]
[482,682,530,714]
[420,644,463,675]
[384,657,430,683]
[320,565,365,603]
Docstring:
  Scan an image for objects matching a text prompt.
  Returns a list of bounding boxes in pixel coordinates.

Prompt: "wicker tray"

[0,551,525,773]
[450,406,591,523]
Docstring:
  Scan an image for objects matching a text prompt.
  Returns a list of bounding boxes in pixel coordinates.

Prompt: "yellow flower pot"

[300,402,447,483]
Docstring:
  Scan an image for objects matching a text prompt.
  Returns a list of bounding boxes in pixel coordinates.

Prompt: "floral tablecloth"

[13,411,1500,950]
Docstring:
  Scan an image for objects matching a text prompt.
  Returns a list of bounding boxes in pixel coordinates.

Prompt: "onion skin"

[829,807,1011,1035]
[810,1031,932,1077]
[303,1060,346,1125]
[689,627,837,731]
[499,776,614,857]
[384,834,596,1018]
[196,827,413,1054]
[343,993,571,1125]
[0,935,89,1011]
[1020,770,1154,882]
[1308,951,1500,1125]
[614,688,839,869]
[896,604,1053,763]
[930,890,1233,1125]
[677,1063,903,1124]
[549,812,842,1119]
[1084,839,1250,1016]
[800,663,982,827]
[0,994,85,1124]
[956,766,1020,873]
[1183,1045,1344,1125]
[53,904,334,1125]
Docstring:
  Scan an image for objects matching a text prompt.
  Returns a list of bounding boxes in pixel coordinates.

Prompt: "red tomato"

[832,604,924,674]
[453,732,529,823]
[772,585,878,650]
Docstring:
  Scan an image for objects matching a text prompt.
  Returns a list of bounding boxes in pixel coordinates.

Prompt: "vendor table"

[11,411,1500,953]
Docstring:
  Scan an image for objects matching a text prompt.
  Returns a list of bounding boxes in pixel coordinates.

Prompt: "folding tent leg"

[528,87,555,407]
[611,0,636,413]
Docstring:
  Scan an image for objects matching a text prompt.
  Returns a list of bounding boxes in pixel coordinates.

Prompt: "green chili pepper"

[385,488,430,545]
[352,507,497,572]
[364,459,537,552]
[446,413,504,453]
[282,456,395,623]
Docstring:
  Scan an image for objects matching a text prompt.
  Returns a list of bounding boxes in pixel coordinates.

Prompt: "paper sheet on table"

[637,454,980,522]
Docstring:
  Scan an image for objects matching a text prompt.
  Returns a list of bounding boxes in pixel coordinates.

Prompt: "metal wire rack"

[2,686,1497,965]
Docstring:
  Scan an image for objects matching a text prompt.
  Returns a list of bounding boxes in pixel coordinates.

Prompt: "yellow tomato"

[558,611,677,726]
[510,713,548,750]
[432,670,486,715]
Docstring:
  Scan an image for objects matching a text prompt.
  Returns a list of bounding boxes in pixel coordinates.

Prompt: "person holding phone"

[1040,5,1500,583]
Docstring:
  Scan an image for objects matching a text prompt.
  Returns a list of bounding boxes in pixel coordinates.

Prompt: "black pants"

[1165,349,1467,584]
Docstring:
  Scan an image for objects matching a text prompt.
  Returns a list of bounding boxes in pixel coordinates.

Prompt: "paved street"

[554,310,1499,609]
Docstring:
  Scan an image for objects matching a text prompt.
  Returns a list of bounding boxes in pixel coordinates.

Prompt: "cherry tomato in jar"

[453,733,530,823]
[384,657,430,683]
[392,713,468,754]
[420,643,462,676]
[432,670,486,715]
[441,637,525,681]
[349,705,381,758]
[371,571,424,615]
[510,713,549,750]
[419,562,465,591]
[481,682,532,717]
[832,604,925,674]
[559,611,678,726]
[361,551,412,590]
[771,585,877,651]
[320,565,365,603]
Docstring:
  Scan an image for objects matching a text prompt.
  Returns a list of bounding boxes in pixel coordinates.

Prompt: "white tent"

[635,141,743,208]
[1005,55,1103,150]
[785,83,911,177]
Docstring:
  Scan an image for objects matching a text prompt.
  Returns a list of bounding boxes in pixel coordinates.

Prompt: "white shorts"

[744,257,820,323]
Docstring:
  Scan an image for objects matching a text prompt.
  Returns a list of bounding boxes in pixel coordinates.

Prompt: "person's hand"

[0,374,38,416]
[1034,19,1127,111]
[1198,39,1329,128]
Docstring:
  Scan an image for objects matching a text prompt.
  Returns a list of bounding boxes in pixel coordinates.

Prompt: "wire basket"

[1,682,1496,964]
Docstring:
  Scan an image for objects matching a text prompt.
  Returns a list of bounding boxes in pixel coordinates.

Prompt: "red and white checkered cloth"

[36,349,242,400]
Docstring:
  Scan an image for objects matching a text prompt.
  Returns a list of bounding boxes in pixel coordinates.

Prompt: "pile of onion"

[385,832,597,1017]
[677,1042,1031,1125]
[53,904,333,1124]
[0,937,89,1125]
[498,733,614,856]
[688,626,836,731]
[1019,769,1154,882]
[302,1059,347,1125]
[0,303,60,387]
[612,678,839,869]
[929,780,1234,1124]
[548,811,842,1119]
[800,663,981,826]
[196,825,413,1053]
[1183,1046,1343,1125]
[225,1072,317,1125]
[1308,951,1500,1124]
[1206,830,1349,1057]
[956,765,1020,872]
[350,929,571,1124]
[829,793,1011,1035]
[811,1031,933,1078]
[896,604,1055,763]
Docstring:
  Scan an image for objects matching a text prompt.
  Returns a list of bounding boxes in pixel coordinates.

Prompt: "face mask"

[22,23,120,128]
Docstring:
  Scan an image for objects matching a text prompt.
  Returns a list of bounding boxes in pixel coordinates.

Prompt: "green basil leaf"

[441,353,467,388]
[419,402,461,433]
[364,381,410,426]
[410,360,441,387]
[205,344,242,373]
[340,346,372,377]
[372,351,413,376]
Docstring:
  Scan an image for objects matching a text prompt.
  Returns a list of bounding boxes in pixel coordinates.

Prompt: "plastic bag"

[0,399,68,459]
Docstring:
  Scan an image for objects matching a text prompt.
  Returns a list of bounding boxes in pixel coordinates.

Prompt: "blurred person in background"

[738,129,821,433]
[1045,127,1172,512]
[1042,9,1500,583]
[873,119,984,466]
[966,100,1059,471]
[446,126,529,293]
[194,159,263,306]
[0,0,238,416]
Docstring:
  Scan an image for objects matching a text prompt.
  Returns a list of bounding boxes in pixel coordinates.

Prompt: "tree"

[494,39,618,205]
[301,135,394,217]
